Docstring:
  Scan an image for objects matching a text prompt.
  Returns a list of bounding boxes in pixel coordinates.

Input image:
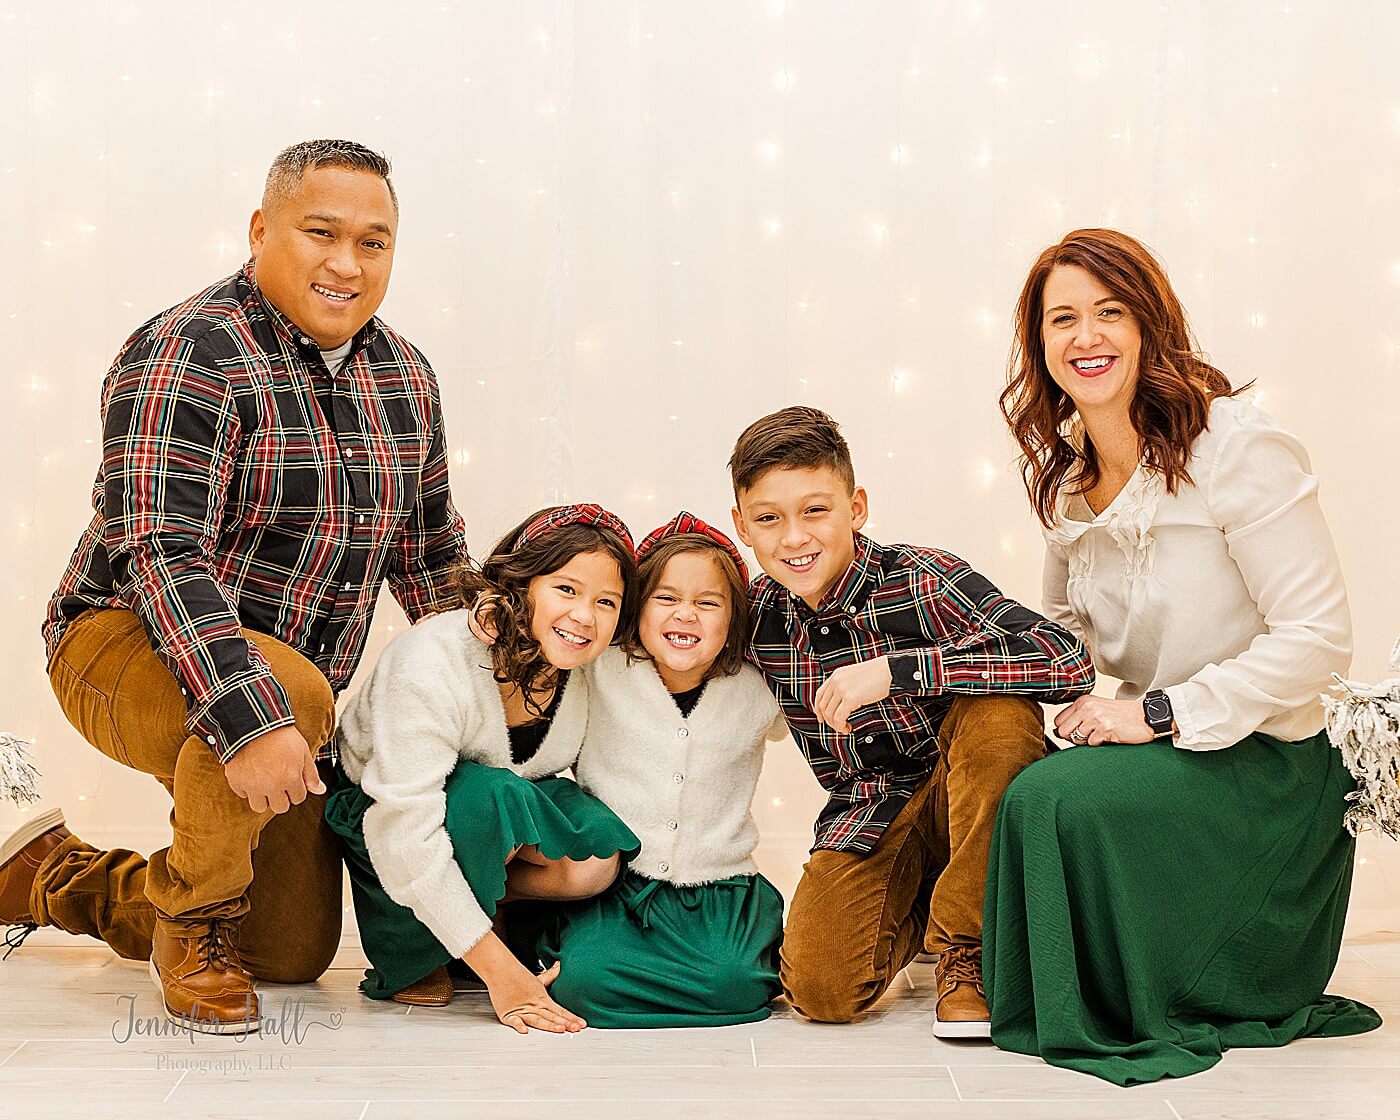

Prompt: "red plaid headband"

[516,503,636,557]
[636,511,749,584]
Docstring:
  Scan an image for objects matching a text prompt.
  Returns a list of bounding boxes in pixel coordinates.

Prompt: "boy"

[729,406,1093,1036]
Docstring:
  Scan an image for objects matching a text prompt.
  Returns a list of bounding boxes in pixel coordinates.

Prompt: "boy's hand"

[814,656,892,734]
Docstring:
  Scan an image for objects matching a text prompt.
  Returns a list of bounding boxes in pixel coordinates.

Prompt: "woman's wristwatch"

[1142,689,1174,737]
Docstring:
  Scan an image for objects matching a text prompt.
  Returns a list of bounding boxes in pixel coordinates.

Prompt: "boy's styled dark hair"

[453,507,639,711]
[621,535,749,683]
[727,406,856,497]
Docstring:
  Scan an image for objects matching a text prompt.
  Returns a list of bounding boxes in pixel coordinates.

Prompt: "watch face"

[1144,694,1172,727]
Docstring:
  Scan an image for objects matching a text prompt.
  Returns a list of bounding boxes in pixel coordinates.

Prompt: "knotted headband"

[636,510,749,584]
[516,503,636,557]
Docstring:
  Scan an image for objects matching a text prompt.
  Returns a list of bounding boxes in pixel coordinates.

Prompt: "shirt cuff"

[189,672,298,762]
[888,648,943,695]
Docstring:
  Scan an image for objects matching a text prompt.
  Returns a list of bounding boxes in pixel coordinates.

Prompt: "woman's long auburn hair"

[999,228,1249,528]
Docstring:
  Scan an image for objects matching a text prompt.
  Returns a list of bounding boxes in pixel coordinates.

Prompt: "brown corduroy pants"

[779,695,1046,1022]
[35,609,343,983]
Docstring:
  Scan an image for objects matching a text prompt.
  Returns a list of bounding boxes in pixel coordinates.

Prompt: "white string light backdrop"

[2,0,1397,928]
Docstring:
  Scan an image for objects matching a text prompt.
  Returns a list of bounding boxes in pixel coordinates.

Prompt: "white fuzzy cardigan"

[336,609,590,957]
[575,647,787,886]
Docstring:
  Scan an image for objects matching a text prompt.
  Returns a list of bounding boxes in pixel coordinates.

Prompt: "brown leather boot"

[931,944,991,1039]
[149,917,261,1035]
[0,808,71,927]
[391,964,454,1007]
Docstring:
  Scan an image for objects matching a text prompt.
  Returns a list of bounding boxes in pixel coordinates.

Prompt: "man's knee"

[276,653,336,752]
[244,925,339,984]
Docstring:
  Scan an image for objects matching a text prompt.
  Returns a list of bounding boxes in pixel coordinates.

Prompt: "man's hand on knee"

[223,725,325,814]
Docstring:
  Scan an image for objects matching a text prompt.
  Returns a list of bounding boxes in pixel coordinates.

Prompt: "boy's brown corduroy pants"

[779,695,1046,1022]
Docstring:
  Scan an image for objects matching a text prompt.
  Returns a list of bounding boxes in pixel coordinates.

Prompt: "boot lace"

[939,945,983,989]
[195,919,240,972]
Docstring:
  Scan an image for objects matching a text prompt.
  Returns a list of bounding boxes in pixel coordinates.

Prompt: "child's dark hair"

[727,405,856,497]
[454,507,639,708]
[621,535,749,683]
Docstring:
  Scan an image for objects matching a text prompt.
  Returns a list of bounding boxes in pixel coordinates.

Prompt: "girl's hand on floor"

[490,960,586,1035]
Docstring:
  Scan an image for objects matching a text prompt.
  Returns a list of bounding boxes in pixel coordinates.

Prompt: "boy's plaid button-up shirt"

[748,533,1094,853]
[43,261,469,763]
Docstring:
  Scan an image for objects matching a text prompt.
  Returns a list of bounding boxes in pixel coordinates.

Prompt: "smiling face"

[638,550,733,693]
[732,466,867,612]
[527,550,626,670]
[1040,264,1142,419]
[249,165,397,349]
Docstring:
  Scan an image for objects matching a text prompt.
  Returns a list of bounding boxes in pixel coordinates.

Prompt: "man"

[0,140,468,1034]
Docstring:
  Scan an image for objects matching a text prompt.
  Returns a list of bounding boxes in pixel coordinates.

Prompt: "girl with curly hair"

[324,504,641,1033]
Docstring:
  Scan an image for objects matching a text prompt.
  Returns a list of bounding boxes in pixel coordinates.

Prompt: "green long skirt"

[984,730,1382,1085]
[535,870,784,1028]
[324,761,639,999]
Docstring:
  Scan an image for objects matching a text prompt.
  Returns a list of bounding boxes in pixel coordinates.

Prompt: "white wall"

[2,0,1397,927]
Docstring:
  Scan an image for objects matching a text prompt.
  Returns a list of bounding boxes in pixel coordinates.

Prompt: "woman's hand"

[465,933,585,1034]
[1053,695,1157,746]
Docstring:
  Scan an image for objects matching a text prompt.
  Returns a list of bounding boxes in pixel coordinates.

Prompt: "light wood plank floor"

[2,924,1397,1120]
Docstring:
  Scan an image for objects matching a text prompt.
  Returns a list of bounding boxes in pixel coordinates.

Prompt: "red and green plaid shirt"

[748,533,1094,853]
[44,261,469,762]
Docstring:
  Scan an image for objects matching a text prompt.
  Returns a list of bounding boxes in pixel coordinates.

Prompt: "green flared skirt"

[324,760,640,999]
[535,870,784,1028]
[984,730,1382,1085]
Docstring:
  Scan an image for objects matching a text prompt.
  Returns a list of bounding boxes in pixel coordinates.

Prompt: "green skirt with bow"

[535,870,784,1028]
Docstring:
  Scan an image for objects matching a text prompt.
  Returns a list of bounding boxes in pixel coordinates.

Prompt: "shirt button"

[981,671,991,679]
[206,735,217,745]
[672,772,684,783]
[819,626,830,635]
[677,727,689,739]
[847,606,858,615]
[319,643,327,653]
[342,583,352,591]
[180,687,187,697]
[667,820,678,831]
[357,514,366,524]
[864,735,874,744]
[658,861,670,873]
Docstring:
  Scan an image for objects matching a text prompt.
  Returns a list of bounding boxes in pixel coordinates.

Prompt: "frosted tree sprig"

[0,732,41,806]
[1322,637,1400,840]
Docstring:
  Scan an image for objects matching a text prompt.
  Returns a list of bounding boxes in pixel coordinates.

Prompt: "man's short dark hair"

[262,139,397,215]
[728,406,856,497]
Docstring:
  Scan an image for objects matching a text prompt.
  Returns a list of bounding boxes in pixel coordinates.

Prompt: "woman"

[988,227,1381,1084]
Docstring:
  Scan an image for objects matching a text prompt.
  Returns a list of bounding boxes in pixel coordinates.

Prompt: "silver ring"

[1069,728,1089,744]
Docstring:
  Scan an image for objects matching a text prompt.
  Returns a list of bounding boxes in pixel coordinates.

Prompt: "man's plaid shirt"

[44,261,469,762]
[748,533,1094,853]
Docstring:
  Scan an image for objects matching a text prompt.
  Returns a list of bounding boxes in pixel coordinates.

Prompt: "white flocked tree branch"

[1323,637,1400,840]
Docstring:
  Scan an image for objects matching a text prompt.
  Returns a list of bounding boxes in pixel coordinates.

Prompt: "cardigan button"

[677,727,689,739]
[667,820,678,830]
[672,772,684,783]
[658,862,670,873]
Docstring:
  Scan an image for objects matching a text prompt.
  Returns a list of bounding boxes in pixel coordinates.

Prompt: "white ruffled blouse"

[1042,396,1352,750]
